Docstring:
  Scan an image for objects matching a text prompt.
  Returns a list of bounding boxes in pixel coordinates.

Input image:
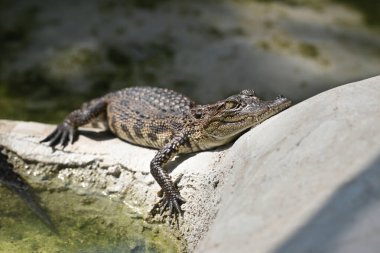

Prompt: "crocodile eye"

[224,101,239,110]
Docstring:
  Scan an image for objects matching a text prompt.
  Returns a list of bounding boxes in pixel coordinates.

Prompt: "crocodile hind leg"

[41,98,108,148]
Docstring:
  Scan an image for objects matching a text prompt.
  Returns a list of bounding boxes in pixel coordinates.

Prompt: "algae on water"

[0,187,182,253]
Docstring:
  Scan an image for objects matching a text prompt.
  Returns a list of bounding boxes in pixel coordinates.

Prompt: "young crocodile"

[41,87,291,217]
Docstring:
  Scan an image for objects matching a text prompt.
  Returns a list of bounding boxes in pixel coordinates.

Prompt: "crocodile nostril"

[276,95,285,99]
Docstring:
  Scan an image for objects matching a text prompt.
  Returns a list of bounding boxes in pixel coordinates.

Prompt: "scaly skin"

[41,87,291,217]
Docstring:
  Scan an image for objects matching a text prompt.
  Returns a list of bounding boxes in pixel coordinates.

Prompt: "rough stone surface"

[1,76,380,252]
[196,76,380,253]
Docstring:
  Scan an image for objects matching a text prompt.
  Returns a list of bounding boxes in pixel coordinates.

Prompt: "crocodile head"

[193,90,291,145]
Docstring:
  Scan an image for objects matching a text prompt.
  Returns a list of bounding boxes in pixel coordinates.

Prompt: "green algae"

[297,42,321,60]
[256,31,333,67]
[0,187,182,253]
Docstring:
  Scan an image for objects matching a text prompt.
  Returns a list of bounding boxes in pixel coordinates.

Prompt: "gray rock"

[1,75,380,252]
[196,75,380,253]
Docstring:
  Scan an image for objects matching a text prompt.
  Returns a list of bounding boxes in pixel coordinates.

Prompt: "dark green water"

[0,187,181,253]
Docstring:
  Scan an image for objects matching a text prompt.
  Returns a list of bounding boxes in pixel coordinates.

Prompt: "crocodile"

[41,87,291,217]
[0,146,57,233]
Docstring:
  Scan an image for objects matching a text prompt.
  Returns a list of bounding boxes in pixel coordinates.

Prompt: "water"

[0,187,181,253]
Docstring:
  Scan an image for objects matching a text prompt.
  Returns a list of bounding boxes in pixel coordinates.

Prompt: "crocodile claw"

[151,191,186,219]
[159,193,186,216]
[150,173,186,218]
[40,122,76,148]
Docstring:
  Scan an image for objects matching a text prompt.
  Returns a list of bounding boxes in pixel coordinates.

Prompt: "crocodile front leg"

[150,133,189,216]
[41,98,107,148]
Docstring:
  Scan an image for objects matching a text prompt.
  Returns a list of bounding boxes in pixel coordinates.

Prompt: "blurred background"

[0,0,379,123]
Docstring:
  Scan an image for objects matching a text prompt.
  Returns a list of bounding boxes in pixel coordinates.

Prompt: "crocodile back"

[107,87,195,149]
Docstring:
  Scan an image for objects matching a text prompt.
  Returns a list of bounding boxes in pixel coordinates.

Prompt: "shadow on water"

[273,154,380,253]
[0,147,57,233]
[0,186,181,253]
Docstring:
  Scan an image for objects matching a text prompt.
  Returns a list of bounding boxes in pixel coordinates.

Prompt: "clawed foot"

[150,174,186,219]
[151,192,186,220]
[162,192,186,215]
[40,122,77,149]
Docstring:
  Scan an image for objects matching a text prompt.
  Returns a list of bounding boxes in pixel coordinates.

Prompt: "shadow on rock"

[274,154,380,253]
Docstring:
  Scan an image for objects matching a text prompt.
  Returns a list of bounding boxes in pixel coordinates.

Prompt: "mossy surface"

[0,186,182,253]
[257,35,327,65]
